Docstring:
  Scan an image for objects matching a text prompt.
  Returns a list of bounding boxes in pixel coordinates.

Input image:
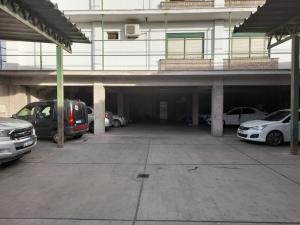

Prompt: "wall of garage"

[0,85,28,117]
[224,86,291,114]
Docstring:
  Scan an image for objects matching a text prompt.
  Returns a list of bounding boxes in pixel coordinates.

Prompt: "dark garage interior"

[28,85,292,126]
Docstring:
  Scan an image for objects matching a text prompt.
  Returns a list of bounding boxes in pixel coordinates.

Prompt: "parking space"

[0,125,299,225]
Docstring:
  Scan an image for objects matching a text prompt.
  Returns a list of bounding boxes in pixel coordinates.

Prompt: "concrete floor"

[0,125,300,225]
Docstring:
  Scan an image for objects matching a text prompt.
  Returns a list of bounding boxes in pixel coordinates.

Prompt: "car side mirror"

[12,114,17,119]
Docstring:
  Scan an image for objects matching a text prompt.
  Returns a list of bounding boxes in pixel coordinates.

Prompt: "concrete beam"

[93,83,106,135]
[211,81,224,137]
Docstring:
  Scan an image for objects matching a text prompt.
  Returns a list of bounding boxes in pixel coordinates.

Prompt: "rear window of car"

[72,102,87,122]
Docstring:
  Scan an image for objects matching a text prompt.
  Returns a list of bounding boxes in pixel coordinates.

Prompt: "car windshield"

[265,111,290,121]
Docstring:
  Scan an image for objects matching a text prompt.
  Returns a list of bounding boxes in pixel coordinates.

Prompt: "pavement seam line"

[229,144,300,187]
[132,138,151,225]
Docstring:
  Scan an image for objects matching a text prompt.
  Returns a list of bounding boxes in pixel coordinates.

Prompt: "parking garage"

[20,84,291,133]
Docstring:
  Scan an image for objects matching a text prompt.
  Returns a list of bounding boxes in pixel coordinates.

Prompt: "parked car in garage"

[87,107,112,133]
[14,100,89,142]
[87,107,126,133]
[204,107,267,126]
[0,117,37,163]
[237,109,297,146]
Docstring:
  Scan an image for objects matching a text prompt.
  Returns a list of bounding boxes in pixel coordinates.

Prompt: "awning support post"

[290,35,299,155]
[56,45,64,148]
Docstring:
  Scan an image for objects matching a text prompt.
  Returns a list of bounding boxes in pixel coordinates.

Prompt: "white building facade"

[0,0,294,135]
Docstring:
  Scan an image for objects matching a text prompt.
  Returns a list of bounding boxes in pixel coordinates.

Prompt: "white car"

[237,109,297,146]
[87,107,112,132]
[206,107,267,126]
[107,111,127,128]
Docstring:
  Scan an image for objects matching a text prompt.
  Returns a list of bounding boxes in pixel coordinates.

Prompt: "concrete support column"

[211,81,224,137]
[117,93,124,116]
[192,92,199,126]
[93,83,106,135]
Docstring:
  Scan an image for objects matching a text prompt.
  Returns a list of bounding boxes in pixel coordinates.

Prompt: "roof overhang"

[0,0,90,52]
[233,0,300,49]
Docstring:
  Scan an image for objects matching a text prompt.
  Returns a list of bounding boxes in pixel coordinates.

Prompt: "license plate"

[23,140,33,147]
[76,120,82,124]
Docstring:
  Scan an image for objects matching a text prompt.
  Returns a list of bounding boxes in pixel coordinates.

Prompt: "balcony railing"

[160,0,214,9]
[1,36,288,71]
[225,0,266,8]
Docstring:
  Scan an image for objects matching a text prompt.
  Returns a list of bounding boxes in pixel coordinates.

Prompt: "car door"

[278,112,300,142]
[34,103,54,137]
[240,108,256,123]
[224,108,241,125]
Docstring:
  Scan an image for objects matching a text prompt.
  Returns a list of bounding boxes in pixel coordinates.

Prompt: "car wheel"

[52,133,59,143]
[266,131,283,146]
[89,122,94,133]
[52,133,66,143]
[112,119,121,128]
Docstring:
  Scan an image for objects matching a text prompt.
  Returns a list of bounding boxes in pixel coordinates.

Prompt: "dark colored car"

[14,100,89,142]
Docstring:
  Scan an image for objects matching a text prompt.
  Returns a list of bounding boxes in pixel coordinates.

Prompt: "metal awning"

[234,0,300,49]
[233,0,300,155]
[0,0,91,148]
[0,0,90,52]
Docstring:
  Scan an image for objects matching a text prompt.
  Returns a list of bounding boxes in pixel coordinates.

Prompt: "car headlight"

[0,129,12,137]
[251,125,267,131]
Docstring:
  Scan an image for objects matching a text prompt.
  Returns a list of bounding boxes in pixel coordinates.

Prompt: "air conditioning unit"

[125,24,140,38]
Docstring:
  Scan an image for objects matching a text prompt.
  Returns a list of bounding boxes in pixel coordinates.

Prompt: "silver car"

[87,107,113,132]
[0,117,37,163]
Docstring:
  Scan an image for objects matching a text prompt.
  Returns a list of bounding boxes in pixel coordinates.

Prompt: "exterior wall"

[2,0,292,71]
[52,0,163,10]
[0,85,28,117]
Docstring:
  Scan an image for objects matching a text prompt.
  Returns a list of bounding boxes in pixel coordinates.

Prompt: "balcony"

[225,0,266,8]
[223,58,279,70]
[160,0,214,9]
[159,59,214,70]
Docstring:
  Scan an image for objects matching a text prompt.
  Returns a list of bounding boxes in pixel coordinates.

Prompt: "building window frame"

[231,33,270,59]
[166,32,205,59]
[107,31,120,40]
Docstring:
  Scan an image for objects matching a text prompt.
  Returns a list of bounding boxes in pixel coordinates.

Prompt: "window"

[107,32,119,40]
[243,108,255,114]
[36,106,52,119]
[166,33,204,59]
[87,107,93,114]
[227,108,241,115]
[17,105,38,119]
[231,33,269,58]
